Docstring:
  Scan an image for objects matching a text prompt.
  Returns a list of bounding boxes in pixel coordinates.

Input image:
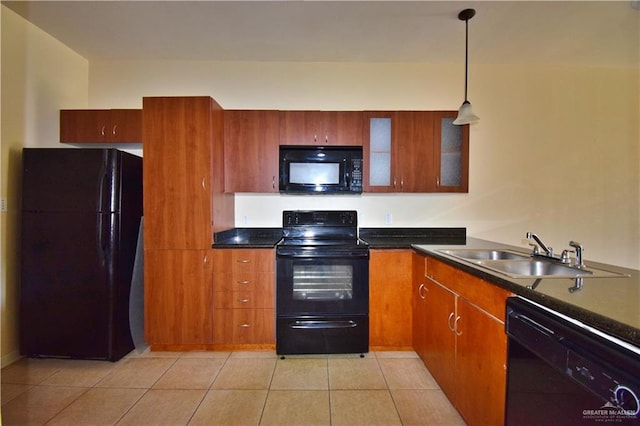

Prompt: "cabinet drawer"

[454,274,511,322]
[213,271,274,293]
[214,290,274,309]
[213,309,275,344]
[426,257,462,285]
[212,249,275,273]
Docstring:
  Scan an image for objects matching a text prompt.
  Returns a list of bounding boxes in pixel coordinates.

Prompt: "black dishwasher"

[506,297,640,425]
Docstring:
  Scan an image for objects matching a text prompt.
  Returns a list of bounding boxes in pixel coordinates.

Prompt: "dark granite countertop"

[212,228,282,248]
[359,227,466,248]
[413,238,640,348]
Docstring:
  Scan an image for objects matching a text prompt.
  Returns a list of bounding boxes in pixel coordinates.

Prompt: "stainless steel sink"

[437,248,629,279]
[437,249,529,261]
[478,259,593,277]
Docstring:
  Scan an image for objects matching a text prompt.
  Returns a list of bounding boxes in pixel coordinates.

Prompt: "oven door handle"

[289,320,358,329]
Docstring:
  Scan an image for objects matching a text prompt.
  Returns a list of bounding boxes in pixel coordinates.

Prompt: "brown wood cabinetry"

[364,111,468,193]
[223,110,280,193]
[143,96,234,350]
[414,254,512,426]
[212,249,275,348]
[60,109,142,143]
[280,111,363,146]
[369,249,413,350]
[144,249,213,347]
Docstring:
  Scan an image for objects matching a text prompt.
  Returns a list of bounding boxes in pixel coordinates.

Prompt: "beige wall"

[1,6,89,366]
[89,60,640,269]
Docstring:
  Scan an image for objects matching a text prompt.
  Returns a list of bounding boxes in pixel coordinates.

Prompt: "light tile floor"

[1,350,466,425]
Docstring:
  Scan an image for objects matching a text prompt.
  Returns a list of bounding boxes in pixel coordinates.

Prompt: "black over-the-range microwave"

[279,145,363,194]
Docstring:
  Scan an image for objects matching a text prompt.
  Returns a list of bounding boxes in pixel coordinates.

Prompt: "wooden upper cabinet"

[364,110,467,193]
[143,96,231,250]
[394,111,436,192]
[223,110,280,193]
[60,109,142,143]
[280,111,362,146]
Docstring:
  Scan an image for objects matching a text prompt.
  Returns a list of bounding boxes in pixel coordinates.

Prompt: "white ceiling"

[3,1,639,67]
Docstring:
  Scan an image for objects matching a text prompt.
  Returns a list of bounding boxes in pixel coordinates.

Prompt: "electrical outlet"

[242,215,249,226]
[384,212,393,225]
[0,198,6,212]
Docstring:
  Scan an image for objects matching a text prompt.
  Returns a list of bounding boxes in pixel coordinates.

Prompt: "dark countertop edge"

[212,227,282,248]
[412,238,640,348]
[360,227,466,248]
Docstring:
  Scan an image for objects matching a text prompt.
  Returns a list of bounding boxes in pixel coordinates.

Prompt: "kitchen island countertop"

[413,238,640,348]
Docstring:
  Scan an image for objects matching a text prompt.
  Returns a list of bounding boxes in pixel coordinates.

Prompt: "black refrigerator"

[20,148,143,361]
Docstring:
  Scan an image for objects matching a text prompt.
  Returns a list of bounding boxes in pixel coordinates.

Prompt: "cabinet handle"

[112,125,117,136]
[203,255,208,265]
[393,178,397,189]
[238,299,250,303]
[418,283,427,299]
[454,315,462,336]
[400,178,404,189]
[436,177,440,188]
[447,312,455,332]
[100,125,106,136]
[237,259,250,263]
[272,176,276,190]
[201,177,206,190]
[237,280,251,285]
[325,135,328,144]
[314,134,317,143]
[239,324,251,328]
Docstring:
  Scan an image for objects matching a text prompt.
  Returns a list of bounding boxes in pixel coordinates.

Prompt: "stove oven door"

[275,249,369,354]
[276,251,369,316]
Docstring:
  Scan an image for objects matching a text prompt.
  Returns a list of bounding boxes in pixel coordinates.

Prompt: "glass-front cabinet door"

[363,113,395,192]
[433,111,469,193]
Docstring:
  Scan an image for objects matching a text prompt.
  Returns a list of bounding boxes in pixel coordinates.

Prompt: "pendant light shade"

[453,8,479,125]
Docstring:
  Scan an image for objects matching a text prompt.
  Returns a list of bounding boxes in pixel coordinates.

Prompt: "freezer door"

[22,148,119,213]
[20,211,120,360]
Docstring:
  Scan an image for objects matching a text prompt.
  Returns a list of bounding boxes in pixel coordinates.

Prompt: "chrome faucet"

[569,241,585,268]
[526,232,553,257]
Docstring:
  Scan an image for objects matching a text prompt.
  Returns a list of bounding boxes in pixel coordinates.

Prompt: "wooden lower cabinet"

[211,248,275,348]
[414,254,511,426]
[369,249,413,349]
[144,249,213,348]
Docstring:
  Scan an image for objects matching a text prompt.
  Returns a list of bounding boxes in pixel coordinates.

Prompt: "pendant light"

[453,8,479,125]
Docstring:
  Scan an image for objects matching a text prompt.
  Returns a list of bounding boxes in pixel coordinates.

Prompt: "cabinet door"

[224,110,279,193]
[108,109,142,143]
[433,111,469,193]
[60,110,110,143]
[369,249,413,348]
[143,97,213,250]
[144,249,213,345]
[279,111,315,145]
[422,278,457,400]
[363,112,395,192]
[455,299,507,426]
[412,253,429,361]
[324,111,363,146]
[394,111,436,192]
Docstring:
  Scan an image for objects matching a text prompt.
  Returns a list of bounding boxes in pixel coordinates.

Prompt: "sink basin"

[436,248,629,279]
[478,259,628,279]
[437,249,529,261]
[479,259,592,277]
